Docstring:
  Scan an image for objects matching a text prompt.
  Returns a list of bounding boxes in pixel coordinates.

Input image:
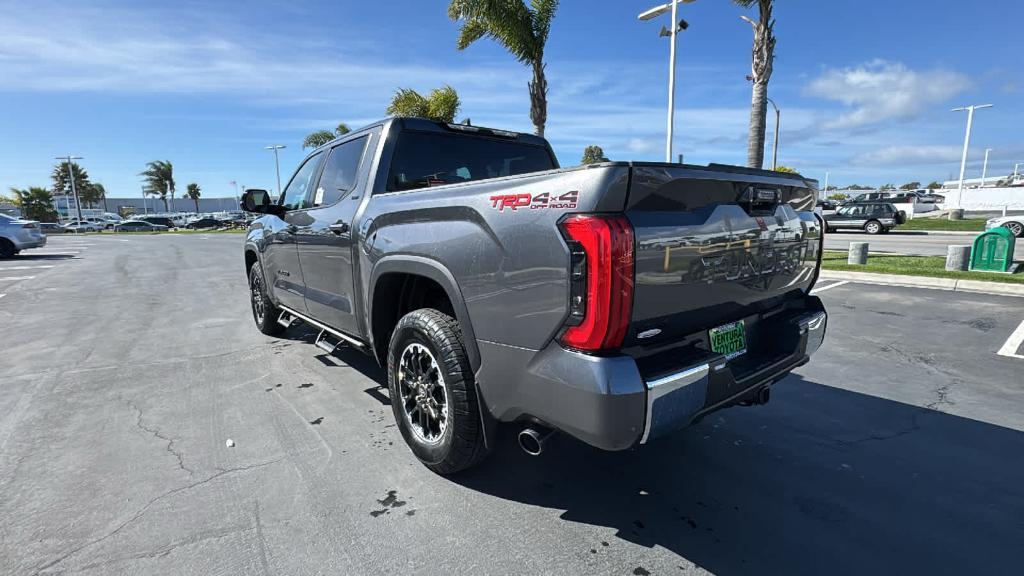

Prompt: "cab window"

[280,153,324,210]
[314,137,368,207]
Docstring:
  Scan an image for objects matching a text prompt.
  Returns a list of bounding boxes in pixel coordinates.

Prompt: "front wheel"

[864,220,883,235]
[1004,221,1024,238]
[248,262,285,336]
[387,308,489,474]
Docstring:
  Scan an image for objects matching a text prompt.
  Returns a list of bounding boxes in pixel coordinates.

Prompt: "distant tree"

[734,0,777,169]
[826,192,849,201]
[774,165,797,173]
[449,0,559,137]
[303,122,352,149]
[581,146,610,164]
[386,86,461,123]
[10,187,58,222]
[185,183,202,212]
[899,181,921,190]
[0,193,15,205]
[79,182,106,208]
[879,183,895,190]
[118,206,136,219]
[51,161,90,198]
[843,184,867,190]
[139,160,175,211]
[925,181,943,190]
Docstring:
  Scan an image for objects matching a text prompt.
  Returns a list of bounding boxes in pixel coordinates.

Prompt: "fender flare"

[368,255,481,372]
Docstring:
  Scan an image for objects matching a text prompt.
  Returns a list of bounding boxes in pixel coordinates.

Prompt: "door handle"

[329,222,350,235]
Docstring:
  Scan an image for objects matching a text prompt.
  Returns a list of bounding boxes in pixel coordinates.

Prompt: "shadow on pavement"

[452,374,1024,575]
[5,254,77,260]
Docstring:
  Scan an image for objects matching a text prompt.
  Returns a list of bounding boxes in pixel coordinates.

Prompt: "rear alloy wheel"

[1004,221,1024,238]
[864,220,883,235]
[248,262,285,336]
[387,308,488,474]
[0,238,17,258]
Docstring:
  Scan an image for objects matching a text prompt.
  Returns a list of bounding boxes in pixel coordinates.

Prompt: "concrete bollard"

[945,245,971,271]
[948,209,964,221]
[848,242,868,265]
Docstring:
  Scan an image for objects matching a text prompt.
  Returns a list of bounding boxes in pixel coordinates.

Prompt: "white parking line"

[997,319,1024,359]
[810,280,850,295]
[0,276,35,281]
[0,265,55,271]
[0,294,5,299]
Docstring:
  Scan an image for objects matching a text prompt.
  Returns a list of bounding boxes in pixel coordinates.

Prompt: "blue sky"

[1,0,1022,198]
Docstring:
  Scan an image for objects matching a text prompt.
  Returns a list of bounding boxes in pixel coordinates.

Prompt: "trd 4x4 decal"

[489,191,579,212]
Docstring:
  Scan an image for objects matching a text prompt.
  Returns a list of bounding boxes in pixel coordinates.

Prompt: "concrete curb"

[819,270,1024,297]
[886,230,980,236]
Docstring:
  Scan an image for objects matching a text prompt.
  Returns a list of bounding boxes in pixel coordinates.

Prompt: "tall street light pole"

[639,0,695,163]
[981,147,992,184]
[951,104,992,207]
[55,155,84,223]
[766,97,780,171]
[265,145,286,197]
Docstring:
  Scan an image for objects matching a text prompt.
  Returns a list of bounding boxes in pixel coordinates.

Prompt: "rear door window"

[315,137,368,207]
[386,131,555,192]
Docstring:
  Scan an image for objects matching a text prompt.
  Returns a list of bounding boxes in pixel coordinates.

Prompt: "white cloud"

[851,145,963,166]
[805,60,970,130]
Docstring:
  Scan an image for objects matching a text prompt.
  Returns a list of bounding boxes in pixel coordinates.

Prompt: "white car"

[0,213,46,257]
[62,220,102,232]
[985,215,1024,237]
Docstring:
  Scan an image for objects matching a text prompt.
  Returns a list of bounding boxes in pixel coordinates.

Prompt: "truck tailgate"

[624,164,821,354]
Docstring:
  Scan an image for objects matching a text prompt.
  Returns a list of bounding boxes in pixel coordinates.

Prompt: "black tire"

[387,308,488,474]
[1003,221,1024,238]
[248,262,285,336]
[0,238,17,258]
[864,220,883,235]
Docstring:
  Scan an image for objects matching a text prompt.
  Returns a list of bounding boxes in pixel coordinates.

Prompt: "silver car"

[0,213,47,257]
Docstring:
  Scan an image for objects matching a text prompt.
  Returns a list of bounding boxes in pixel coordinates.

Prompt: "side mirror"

[240,189,272,213]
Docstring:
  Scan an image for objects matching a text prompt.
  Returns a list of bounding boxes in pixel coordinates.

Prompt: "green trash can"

[969,227,1015,273]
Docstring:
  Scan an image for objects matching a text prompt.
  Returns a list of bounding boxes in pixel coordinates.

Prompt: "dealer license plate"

[709,321,747,359]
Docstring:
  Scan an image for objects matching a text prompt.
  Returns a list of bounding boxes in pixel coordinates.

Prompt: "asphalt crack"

[124,399,193,477]
[35,457,285,573]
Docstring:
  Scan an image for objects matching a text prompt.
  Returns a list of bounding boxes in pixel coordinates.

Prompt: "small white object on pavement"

[226,439,235,448]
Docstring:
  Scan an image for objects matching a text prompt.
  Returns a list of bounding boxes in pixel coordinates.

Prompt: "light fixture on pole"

[766,97,780,171]
[1013,163,1022,183]
[981,148,992,184]
[265,145,287,196]
[638,0,696,163]
[55,155,84,223]
[951,104,992,207]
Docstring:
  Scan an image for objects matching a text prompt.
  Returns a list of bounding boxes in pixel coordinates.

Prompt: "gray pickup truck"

[241,117,827,474]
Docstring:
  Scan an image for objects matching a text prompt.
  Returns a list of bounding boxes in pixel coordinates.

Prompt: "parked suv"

[824,201,905,234]
[241,117,828,474]
[0,213,46,257]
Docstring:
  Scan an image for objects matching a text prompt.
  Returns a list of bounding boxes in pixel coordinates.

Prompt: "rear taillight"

[557,214,634,352]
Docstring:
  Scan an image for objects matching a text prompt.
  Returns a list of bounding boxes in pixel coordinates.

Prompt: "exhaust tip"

[518,428,548,456]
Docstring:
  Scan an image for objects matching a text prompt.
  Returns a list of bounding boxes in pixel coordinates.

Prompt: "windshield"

[386,131,555,192]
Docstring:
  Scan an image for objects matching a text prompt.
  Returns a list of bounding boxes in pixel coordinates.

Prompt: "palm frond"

[426,85,461,123]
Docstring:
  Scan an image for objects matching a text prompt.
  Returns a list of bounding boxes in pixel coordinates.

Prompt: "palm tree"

[10,187,58,222]
[448,0,558,137]
[79,182,106,209]
[735,0,776,169]
[386,86,461,123]
[581,145,610,164]
[50,161,90,198]
[139,160,175,211]
[303,122,352,149]
[185,183,202,212]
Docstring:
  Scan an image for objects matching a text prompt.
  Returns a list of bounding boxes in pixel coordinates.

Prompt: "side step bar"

[277,310,297,329]
[277,305,366,351]
[315,330,343,354]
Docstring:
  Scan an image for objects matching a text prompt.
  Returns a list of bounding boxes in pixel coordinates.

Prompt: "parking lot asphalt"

[824,230,1024,256]
[2,234,1023,575]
